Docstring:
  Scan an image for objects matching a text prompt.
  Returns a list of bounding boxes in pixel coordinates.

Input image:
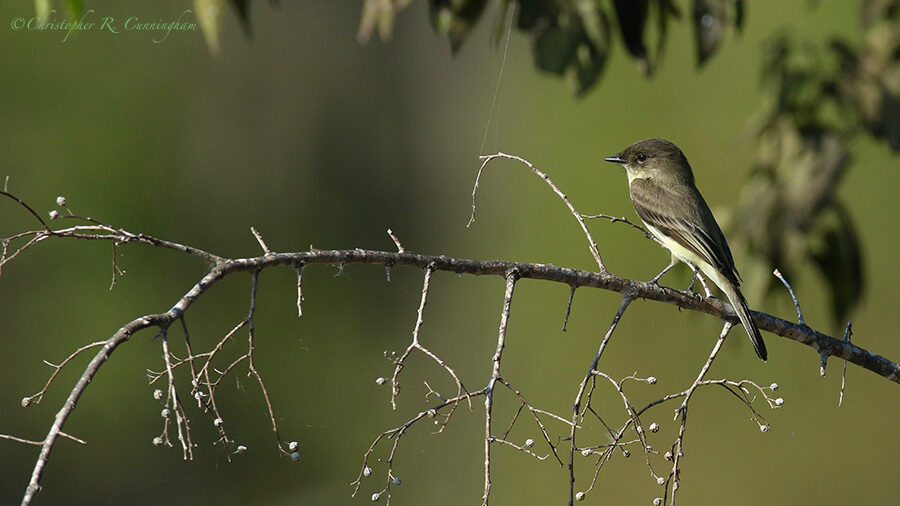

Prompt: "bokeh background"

[1,1,898,504]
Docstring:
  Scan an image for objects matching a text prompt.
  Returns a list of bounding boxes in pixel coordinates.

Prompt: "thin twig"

[562,285,576,331]
[582,213,651,238]
[774,269,805,326]
[470,153,606,272]
[387,228,405,253]
[4,193,897,506]
[569,293,634,503]
[21,342,107,407]
[390,266,470,415]
[251,227,271,255]
[484,270,518,506]
[840,322,852,406]
[666,322,732,504]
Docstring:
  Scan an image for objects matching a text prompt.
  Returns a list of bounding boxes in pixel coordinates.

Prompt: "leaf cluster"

[358,0,745,96]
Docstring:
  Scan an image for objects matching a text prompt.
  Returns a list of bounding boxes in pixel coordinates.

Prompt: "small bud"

[235,445,248,454]
[581,448,593,457]
[575,492,586,501]
[657,477,665,485]
[654,498,663,506]
[622,449,630,458]
[774,398,784,407]
[426,408,437,418]
[636,425,643,434]
[664,451,673,461]
[214,418,224,427]
[392,477,401,486]
[649,423,659,433]
[363,466,373,477]
[291,452,301,461]
[524,438,535,448]
[646,446,653,452]
[289,441,299,452]
[647,376,657,385]
[769,383,779,391]
[161,408,171,418]
[56,196,67,207]
[48,210,59,219]
[375,377,387,386]
[21,397,31,408]
[371,492,381,502]
[152,436,164,446]
[760,425,770,433]
[153,389,163,401]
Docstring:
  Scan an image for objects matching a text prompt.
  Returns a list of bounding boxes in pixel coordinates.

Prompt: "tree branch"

[4,183,897,505]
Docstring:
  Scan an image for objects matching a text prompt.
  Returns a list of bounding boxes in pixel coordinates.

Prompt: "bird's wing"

[630,178,740,283]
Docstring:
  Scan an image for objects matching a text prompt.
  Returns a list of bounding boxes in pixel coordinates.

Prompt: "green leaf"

[570,10,610,96]
[63,0,83,21]
[570,31,609,96]
[195,0,227,56]
[35,0,51,20]
[428,0,490,53]
[532,13,583,75]
[693,0,726,67]
[809,201,864,324]
[653,0,682,64]
[613,0,650,72]
[359,0,412,43]
[229,0,252,34]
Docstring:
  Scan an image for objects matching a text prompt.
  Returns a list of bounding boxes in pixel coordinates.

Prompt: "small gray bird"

[605,139,767,361]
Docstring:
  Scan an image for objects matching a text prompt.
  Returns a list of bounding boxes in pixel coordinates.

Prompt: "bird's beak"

[604,154,626,164]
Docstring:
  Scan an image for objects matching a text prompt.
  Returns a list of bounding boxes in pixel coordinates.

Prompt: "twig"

[0,432,85,445]
[246,270,292,455]
[20,341,107,407]
[840,322,852,406]
[582,213,651,238]
[470,153,606,272]
[160,331,194,460]
[20,313,171,506]
[562,285,576,331]
[665,322,732,504]
[773,269,805,326]
[387,228,405,253]
[295,262,305,316]
[484,270,518,505]
[3,188,897,505]
[251,227,271,255]
[390,266,470,414]
[569,293,634,503]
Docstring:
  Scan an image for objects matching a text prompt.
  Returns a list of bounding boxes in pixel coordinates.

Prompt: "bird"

[605,138,767,361]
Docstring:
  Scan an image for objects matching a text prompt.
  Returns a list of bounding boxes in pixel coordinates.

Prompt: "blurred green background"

[1,1,898,504]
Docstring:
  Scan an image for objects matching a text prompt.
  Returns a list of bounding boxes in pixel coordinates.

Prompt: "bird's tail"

[721,282,767,362]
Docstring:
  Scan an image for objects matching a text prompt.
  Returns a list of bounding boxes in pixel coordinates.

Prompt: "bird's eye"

[636,153,648,163]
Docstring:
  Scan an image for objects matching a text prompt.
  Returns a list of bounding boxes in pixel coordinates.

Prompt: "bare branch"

[470,152,606,272]
[3,183,898,505]
[251,227,272,255]
[569,294,634,503]
[387,228,405,253]
[484,270,518,505]
[774,269,805,326]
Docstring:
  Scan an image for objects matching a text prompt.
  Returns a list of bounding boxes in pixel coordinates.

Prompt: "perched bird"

[605,139,767,361]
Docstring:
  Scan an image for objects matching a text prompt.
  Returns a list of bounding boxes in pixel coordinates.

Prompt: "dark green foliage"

[356,0,740,95]
[736,2,900,323]
[612,0,649,66]
[428,0,491,53]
